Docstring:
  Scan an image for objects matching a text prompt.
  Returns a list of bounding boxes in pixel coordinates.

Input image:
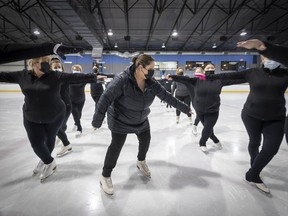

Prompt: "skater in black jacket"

[206,55,288,194]
[169,63,244,152]
[69,64,87,137]
[237,39,288,146]
[0,56,103,182]
[92,54,191,195]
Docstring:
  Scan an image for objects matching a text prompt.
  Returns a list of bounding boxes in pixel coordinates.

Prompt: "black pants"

[102,130,151,177]
[194,115,200,126]
[57,105,72,146]
[175,95,191,117]
[24,112,64,164]
[241,111,284,175]
[197,111,220,146]
[71,101,85,132]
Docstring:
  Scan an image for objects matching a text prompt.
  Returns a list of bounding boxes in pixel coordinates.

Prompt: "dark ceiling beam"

[112,0,124,13]
[91,0,112,49]
[145,0,158,49]
[0,14,36,42]
[244,12,288,41]
[179,0,215,50]
[163,0,176,10]
[0,0,13,9]
[6,0,56,42]
[197,0,249,50]
[164,0,188,47]
[37,1,74,44]
[128,0,140,11]
[15,0,38,13]
[217,0,280,50]
[123,0,130,49]
[181,0,209,30]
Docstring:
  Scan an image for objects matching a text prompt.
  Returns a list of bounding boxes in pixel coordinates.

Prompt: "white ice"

[0,89,288,216]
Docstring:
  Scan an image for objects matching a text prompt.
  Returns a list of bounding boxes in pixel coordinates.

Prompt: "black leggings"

[57,105,71,146]
[194,115,200,126]
[175,95,191,117]
[284,115,288,144]
[102,130,151,177]
[24,112,64,164]
[71,101,85,132]
[197,111,220,146]
[241,111,284,175]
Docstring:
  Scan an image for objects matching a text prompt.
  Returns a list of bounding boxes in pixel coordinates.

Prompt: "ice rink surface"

[0,91,287,216]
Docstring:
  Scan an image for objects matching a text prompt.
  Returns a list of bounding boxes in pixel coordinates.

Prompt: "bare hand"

[237,39,266,51]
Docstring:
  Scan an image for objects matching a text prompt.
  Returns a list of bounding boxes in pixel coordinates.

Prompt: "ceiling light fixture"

[108,29,113,36]
[212,43,217,49]
[240,29,247,36]
[172,29,178,37]
[161,43,166,48]
[33,29,40,35]
[114,43,118,48]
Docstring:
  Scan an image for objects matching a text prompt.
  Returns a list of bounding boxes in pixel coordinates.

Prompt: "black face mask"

[40,62,50,73]
[205,71,215,75]
[145,69,155,79]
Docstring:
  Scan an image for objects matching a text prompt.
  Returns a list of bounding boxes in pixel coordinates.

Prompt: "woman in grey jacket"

[172,68,192,124]
[92,54,191,195]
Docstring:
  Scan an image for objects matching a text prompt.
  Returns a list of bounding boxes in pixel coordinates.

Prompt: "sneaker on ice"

[192,125,197,136]
[100,175,113,195]
[245,170,270,194]
[33,160,44,176]
[137,160,151,178]
[200,146,207,152]
[40,159,57,182]
[56,144,72,157]
[215,142,222,149]
[75,131,82,138]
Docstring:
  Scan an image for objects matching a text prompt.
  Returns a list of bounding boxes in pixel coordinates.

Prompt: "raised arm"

[0,71,22,83]
[237,39,288,66]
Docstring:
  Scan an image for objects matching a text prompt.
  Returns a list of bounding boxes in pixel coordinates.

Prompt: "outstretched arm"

[0,43,84,64]
[237,39,288,66]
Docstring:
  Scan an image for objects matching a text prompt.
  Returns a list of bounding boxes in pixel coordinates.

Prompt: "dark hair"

[132,54,154,68]
[176,68,184,75]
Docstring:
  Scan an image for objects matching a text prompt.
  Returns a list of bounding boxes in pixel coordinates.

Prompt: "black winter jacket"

[92,64,190,134]
[207,67,288,120]
[0,70,96,123]
[170,75,244,114]
[172,78,190,97]
[69,83,86,103]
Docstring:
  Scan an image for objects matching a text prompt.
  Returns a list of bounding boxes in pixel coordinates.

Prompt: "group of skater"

[0,39,287,196]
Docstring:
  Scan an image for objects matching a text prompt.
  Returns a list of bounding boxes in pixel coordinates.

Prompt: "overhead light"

[33,29,40,35]
[240,29,247,36]
[172,29,178,37]
[212,43,217,49]
[161,43,166,48]
[114,43,118,48]
[108,29,113,36]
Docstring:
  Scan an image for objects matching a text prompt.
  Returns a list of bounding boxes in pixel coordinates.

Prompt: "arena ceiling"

[0,0,288,55]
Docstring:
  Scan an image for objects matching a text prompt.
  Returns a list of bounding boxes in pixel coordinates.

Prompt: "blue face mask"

[264,60,280,70]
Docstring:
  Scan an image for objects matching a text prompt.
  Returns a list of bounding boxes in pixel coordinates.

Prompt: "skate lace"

[140,162,150,173]
[106,178,113,187]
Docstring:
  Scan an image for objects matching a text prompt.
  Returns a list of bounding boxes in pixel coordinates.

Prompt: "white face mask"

[73,70,81,73]
[53,68,63,72]
[264,60,280,70]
